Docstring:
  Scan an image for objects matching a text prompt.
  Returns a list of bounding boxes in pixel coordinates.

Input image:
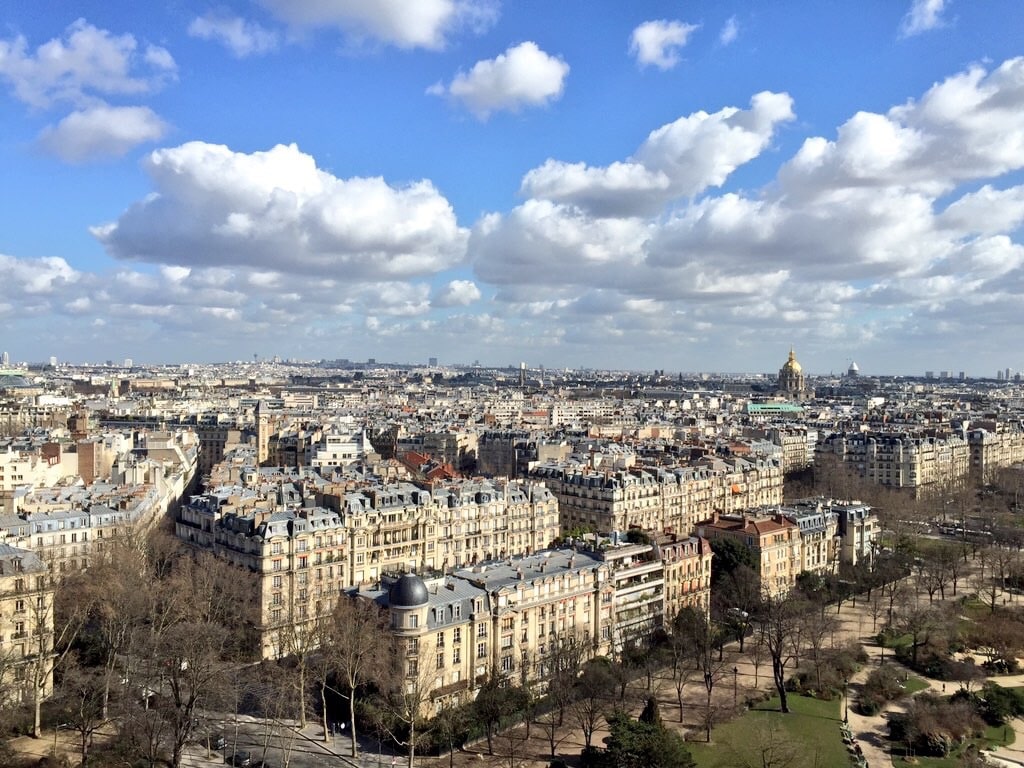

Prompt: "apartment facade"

[696,512,802,597]
[176,475,561,660]
[0,544,54,704]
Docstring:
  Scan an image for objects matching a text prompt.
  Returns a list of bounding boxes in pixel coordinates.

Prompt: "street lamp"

[843,678,849,724]
[733,666,739,707]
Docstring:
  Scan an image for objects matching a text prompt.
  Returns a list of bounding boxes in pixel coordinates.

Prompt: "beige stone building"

[176,475,561,660]
[0,544,54,704]
[816,431,969,495]
[362,550,614,714]
[968,426,1024,484]
[655,533,713,621]
[696,512,802,597]
[532,457,782,537]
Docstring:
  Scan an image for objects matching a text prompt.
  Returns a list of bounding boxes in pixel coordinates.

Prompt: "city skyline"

[2,1,1024,375]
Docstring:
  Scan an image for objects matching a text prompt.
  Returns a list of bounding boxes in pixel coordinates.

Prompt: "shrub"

[857,663,908,715]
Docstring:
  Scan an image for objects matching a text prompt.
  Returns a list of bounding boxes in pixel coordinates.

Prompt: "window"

[436,632,445,648]
[272,593,282,606]
[272,542,282,555]
[453,627,461,643]
[453,647,461,664]
[477,642,487,659]
[476,622,487,638]
[273,559,283,572]
[272,576,282,588]
[272,609,282,622]
[14,600,24,613]
[500,655,513,673]
[453,604,461,619]
[436,652,445,670]
[409,614,418,628]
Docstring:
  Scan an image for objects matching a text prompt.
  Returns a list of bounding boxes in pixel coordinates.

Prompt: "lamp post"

[733,666,739,707]
[843,678,849,724]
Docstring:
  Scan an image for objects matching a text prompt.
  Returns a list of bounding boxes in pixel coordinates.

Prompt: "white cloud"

[468,57,1024,367]
[258,0,497,50]
[781,58,1024,196]
[520,91,795,216]
[433,279,482,307]
[188,14,279,57]
[429,41,569,119]
[92,141,468,280]
[719,16,739,46]
[0,18,176,108]
[37,105,167,163]
[899,0,949,38]
[0,255,79,295]
[629,19,699,71]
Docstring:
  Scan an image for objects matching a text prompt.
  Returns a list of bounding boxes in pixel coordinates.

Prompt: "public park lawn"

[902,675,930,695]
[688,694,848,768]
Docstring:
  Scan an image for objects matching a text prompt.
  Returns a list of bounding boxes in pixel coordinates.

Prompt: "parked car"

[208,734,227,751]
[225,751,251,767]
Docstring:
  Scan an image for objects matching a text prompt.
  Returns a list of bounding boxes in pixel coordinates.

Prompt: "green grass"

[888,720,1014,767]
[902,676,930,695]
[688,694,849,768]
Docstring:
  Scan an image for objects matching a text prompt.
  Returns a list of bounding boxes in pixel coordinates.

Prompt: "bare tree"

[376,633,441,768]
[757,592,809,714]
[675,605,729,740]
[800,609,838,693]
[276,618,319,730]
[569,660,614,749]
[53,654,109,767]
[666,623,697,722]
[321,595,389,757]
[29,563,91,738]
[545,631,586,726]
[148,620,232,768]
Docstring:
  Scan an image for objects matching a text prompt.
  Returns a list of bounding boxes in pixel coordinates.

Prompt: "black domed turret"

[389,573,429,607]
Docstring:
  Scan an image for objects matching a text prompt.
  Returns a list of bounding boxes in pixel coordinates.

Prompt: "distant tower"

[847,361,859,378]
[255,400,271,465]
[124,357,133,369]
[778,348,809,400]
[519,362,526,388]
[1,351,8,367]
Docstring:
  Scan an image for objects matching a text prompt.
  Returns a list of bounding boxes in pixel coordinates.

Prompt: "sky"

[2,0,1024,376]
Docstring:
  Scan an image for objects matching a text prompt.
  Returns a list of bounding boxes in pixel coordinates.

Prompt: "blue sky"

[2,0,1024,375]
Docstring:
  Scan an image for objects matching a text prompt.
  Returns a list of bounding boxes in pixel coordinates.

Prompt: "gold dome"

[782,348,802,373]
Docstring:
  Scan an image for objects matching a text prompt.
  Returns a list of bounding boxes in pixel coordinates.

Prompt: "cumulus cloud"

[0,19,176,108]
[429,41,569,119]
[433,279,482,307]
[37,105,167,162]
[899,0,949,38]
[520,91,795,216]
[0,255,80,295]
[92,141,468,279]
[780,58,1024,197]
[629,19,699,70]
[467,57,1024,366]
[719,16,739,46]
[258,0,497,50]
[188,14,279,57]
